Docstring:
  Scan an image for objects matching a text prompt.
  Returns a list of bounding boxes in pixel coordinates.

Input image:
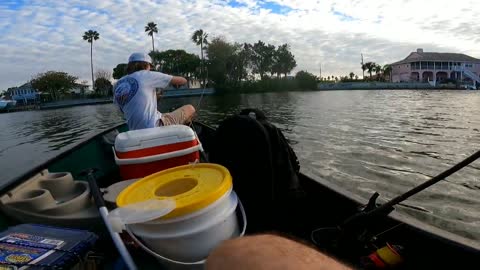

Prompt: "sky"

[1,0,480,90]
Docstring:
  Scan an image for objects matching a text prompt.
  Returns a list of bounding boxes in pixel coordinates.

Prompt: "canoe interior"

[0,122,478,269]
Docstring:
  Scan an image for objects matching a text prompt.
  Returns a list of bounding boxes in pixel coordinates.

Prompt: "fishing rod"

[343,149,480,228]
[81,169,137,270]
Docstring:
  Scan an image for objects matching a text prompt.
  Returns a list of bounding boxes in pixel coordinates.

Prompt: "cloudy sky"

[1,0,480,90]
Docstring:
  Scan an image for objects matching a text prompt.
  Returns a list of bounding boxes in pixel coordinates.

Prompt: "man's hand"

[171,76,187,87]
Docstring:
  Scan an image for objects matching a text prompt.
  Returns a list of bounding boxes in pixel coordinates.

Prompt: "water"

[1,90,479,242]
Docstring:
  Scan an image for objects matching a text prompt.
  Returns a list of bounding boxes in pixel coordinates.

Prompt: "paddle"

[81,169,137,270]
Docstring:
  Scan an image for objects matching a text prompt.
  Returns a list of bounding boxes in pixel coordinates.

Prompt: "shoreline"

[39,98,112,110]
[317,81,477,90]
[1,85,477,114]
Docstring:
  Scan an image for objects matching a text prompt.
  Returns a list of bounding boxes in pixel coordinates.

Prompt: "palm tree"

[145,22,158,52]
[374,64,382,75]
[373,64,381,81]
[191,29,208,88]
[83,30,100,91]
[361,63,367,79]
[364,62,376,79]
[383,65,392,82]
[349,72,355,80]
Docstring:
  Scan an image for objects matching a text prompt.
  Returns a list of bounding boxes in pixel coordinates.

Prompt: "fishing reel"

[311,192,397,266]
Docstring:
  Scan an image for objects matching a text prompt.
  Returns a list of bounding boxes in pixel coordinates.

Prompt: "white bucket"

[126,190,246,269]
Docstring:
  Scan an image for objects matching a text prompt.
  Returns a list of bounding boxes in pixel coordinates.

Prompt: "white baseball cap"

[128,52,152,64]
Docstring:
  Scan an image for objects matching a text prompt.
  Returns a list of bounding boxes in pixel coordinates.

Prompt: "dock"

[161,88,215,98]
[39,99,112,110]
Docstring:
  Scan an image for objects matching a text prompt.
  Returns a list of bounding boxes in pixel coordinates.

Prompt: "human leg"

[160,104,196,125]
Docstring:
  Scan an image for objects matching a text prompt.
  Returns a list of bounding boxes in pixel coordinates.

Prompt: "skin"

[146,65,187,86]
[145,65,195,124]
[206,234,352,270]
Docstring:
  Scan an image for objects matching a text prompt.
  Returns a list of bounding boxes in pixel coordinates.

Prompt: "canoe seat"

[0,170,101,229]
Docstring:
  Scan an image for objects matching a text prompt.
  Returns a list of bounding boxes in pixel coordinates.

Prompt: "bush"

[295,71,317,90]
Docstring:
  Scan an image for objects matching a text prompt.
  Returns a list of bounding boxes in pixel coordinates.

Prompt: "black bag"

[209,108,305,233]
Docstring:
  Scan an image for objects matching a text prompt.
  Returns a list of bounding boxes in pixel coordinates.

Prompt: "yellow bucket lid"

[116,163,232,219]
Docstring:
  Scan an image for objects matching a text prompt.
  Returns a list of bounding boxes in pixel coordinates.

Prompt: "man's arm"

[170,76,187,86]
[206,234,352,270]
[145,72,186,89]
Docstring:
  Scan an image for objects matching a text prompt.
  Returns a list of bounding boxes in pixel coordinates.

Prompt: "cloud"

[1,0,479,90]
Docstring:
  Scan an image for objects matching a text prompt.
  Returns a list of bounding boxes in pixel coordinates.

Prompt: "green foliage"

[83,29,99,91]
[272,44,297,77]
[363,62,376,78]
[205,37,244,86]
[249,41,276,79]
[150,50,200,79]
[82,30,99,43]
[145,22,158,37]
[94,78,113,96]
[295,70,317,90]
[31,71,77,100]
[205,37,297,90]
[383,64,392,82]
[191,29,208,47]
[145,22,158,52]
[113,63,128,79]
[191,29,209,88]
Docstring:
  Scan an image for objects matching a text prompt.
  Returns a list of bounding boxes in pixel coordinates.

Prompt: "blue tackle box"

[0,224,98,269]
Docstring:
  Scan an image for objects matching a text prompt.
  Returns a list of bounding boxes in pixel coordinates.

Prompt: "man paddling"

[113,52,196,130]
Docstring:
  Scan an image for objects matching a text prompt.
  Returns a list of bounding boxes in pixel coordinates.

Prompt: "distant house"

[7,83,39,104]
[391,49,480,85]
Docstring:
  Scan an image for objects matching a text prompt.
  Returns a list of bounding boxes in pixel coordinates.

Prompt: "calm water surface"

[1,90,479,241]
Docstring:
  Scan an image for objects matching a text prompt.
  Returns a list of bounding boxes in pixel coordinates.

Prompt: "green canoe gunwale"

[1,123,126,193]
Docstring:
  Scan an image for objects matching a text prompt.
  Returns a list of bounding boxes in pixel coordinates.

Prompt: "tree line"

[6,21,407,100]
[20,23,319,101]
[361,62,392,82]
[113,27,318,92]
[317,62,393,84]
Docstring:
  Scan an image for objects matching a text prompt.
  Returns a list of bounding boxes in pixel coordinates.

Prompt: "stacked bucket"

[112,125,244,269]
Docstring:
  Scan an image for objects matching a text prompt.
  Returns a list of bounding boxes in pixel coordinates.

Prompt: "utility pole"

[319,63,322,80]
[361,54,365,79]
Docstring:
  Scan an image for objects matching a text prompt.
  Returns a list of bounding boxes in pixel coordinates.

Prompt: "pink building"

[391,49,480,85]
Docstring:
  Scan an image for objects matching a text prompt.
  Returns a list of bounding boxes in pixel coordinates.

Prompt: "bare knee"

[183,104,195,118]
[206,234,351,270]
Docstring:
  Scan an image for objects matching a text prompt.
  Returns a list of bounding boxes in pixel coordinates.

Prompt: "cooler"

[114,125,201,180]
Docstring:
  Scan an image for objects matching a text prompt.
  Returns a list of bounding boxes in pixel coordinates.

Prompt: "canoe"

[0,121,479,269]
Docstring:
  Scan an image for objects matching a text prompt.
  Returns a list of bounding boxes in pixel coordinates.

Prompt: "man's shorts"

[159,105,192,126]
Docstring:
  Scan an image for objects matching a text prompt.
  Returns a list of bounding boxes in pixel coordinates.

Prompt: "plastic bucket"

[127,193,246,270]
[115,164,245,269]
